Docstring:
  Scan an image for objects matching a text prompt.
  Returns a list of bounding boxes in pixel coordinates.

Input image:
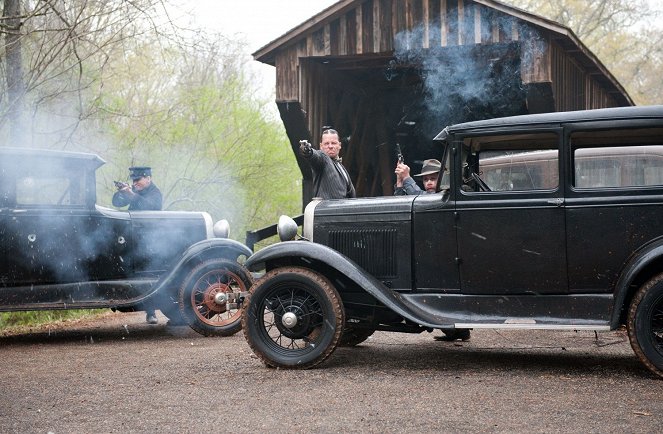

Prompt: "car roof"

[0,146,105,169]
[434,105,663,141]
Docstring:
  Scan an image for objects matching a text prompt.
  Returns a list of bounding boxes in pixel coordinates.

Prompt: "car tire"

[339,327,375,347]
[178,258,253,337]
[627,273,663,379]
[241,266,344,369]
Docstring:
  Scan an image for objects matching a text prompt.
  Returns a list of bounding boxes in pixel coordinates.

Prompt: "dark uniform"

[112,166,163,211]
[112,166,162,324]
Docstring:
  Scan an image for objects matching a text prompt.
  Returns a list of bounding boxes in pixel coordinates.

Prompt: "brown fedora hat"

[414,159,441,177]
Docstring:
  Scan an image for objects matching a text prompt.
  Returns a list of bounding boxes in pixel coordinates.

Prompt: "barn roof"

[253,0,632,106]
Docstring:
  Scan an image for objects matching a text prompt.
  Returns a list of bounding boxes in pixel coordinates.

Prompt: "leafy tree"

[0,1,301,239]
[0,2,301,330]
[93,34,301,239]
[0,0,186,147]
[505,0,663,105]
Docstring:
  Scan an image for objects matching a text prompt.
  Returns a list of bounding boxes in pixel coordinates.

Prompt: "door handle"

[547,198,564,206]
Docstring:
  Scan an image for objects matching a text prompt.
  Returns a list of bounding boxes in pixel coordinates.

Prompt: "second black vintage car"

[0,147,252,336]
[241,105,663,378]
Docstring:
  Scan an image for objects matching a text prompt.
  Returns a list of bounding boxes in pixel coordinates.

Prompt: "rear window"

[16,174,85,206]
[571,128,663,189]
[1,158,89,207]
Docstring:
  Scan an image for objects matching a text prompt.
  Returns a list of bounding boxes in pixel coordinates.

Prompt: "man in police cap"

[113,166,163,324]
[112,166,163,211]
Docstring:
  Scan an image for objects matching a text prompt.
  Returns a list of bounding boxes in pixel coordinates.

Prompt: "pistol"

[396,143,404,164]
[299,139,312,155]
[114,180,128,189]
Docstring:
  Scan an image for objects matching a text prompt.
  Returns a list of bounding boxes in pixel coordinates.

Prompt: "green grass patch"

[0,309,107,331]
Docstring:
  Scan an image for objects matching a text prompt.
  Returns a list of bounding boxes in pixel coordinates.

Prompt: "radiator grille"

[327,228,397,278]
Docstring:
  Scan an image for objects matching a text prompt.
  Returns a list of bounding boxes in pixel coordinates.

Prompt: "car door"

[454,129,568,295]
[565,122,663,294]
[5,160,130,285]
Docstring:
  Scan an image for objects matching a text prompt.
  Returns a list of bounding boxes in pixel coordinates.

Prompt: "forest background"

[1,0,662,232]
[0,0,662,326]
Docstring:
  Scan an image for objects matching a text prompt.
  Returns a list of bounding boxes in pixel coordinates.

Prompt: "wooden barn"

[253,0,633,205]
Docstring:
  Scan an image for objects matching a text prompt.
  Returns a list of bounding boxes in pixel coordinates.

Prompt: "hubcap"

[214,292,228,305]
[201,283,229,314]
[281,312,298,328]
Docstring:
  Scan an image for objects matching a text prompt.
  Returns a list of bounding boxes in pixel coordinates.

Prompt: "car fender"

[247,241,446,328]
[612,238,663,328]
[154,238,252,294]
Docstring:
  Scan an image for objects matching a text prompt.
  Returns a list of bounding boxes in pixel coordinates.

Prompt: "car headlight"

[277,215,298,242]
[213,219,230,238]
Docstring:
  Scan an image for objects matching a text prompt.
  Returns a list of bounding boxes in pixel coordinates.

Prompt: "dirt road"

[1,311,661,433]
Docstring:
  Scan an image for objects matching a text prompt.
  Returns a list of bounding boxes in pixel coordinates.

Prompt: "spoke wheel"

[179,259,253,337]
[627,273,663,378]
[242,267,344,369]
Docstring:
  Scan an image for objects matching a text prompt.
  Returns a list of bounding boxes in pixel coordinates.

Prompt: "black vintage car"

[242,105,663,378]
[0,147,252,336]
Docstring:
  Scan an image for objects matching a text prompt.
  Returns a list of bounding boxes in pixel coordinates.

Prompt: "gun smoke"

[388,16,546,137]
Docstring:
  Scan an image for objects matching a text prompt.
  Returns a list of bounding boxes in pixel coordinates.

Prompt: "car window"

[16,174,85,206]
[461,132,559,192]
[571,128,663,189]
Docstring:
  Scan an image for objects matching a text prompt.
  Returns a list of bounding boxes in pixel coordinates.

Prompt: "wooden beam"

[440,0,447,47]
[339,15,347,55]
[356,4,363,54]
[423,0,430,48]
[474,3,481,44]
[373,0,381,52]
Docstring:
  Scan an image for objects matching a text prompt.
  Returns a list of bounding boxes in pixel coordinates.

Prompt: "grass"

[0,309,108,332]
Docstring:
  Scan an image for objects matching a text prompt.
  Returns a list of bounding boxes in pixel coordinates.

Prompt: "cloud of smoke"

[388,17,547,134]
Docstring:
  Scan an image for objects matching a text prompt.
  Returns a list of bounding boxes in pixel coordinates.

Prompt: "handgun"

[114,180,128,189]
[396,143,404,164]
[299,139,313,155]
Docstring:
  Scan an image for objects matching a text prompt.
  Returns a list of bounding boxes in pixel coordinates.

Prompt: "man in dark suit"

[300,128,356,200]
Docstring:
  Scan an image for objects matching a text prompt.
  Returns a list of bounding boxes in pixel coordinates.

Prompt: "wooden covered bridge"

[253,0,633,206]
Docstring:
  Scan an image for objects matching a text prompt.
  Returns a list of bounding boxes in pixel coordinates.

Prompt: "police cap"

[129,166,152,179]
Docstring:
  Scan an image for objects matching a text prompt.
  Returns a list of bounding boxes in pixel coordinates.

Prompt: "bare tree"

[506,0,663,105]
[2,0,27,146]
[0,0,185,148]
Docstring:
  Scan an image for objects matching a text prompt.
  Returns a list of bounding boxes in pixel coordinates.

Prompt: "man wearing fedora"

[393,158,471,341]
[394,158,441,195]
[113,166,163,324]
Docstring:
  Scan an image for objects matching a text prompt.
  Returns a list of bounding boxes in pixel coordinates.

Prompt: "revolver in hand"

[396,143,404,164]
[114,180,129,190]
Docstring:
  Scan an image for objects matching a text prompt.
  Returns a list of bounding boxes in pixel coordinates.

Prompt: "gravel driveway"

[1,311,661,433]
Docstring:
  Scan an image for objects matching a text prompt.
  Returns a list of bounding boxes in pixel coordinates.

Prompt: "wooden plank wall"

[276,0,529,101]
[270,0,625,199]
[275,0,625,111]
[550,41,618,111]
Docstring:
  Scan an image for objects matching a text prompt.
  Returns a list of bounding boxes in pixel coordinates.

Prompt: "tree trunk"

[3,0,27,147]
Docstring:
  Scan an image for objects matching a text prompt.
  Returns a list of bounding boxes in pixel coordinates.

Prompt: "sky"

[187,0,339,52]
[176,0,340,101]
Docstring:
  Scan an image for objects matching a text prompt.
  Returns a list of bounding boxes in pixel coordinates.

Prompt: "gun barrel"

[396,144,404,163]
